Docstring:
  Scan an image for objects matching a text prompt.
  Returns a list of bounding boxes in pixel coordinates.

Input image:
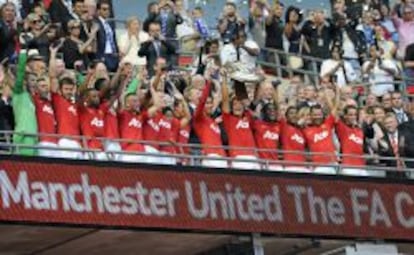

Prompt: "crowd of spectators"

[0,0,414,177]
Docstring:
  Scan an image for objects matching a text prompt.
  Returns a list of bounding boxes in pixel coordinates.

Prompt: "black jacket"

[138,39,176,77]
[301,19,335,59]
[143,12,183,39]
[333,25,367,58]
[0,19,17,62]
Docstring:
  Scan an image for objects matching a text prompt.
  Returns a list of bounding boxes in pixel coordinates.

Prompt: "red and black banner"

[0,157,413,241]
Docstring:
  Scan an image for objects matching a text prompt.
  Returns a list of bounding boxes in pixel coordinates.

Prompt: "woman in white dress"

[117,16,149,68]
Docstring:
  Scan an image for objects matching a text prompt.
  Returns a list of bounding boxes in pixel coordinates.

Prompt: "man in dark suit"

[138,21,176,77]
[95,0,119,72]
[0,2,17,63]
[391,91,411,124]
[143,0,182,66]
[399,119,414,170]
[378,113,407,178]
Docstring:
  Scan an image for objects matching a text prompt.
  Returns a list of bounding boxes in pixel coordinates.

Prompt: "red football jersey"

[177,124,190,155]
[52,93,80,137]
[118,110,145,152]
[158,116,180,154]
[193,82,226,156]
[222,112,256,157]
[303,115,337,164]
[33,94,57,143]
[142,111,162,149]
[253,120,280,161]
[79,103,108,150]
[280,120,306,164]
[336,120,365,166]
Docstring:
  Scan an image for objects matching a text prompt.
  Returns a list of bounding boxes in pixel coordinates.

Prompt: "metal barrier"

[1,131,413,177]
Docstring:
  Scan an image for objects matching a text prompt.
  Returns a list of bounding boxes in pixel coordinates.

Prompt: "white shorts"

[158,152,177,165]
[262,164,284,171]
[232,155,261,170]
[202,154,228,169]
[58,138,83,160]
[341,168,369,177]
[313,166,337,175]
[104,140,122,161]
[284,166,312,173]
[37,141,59,158]
[144,145,161,164]
[365,169,386,178]
[119,153,146,163]
[84,151,108,161]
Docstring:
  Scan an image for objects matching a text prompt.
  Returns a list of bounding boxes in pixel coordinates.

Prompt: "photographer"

[217,2,246,44]
[138,21,176,78]
[333,12,367,78]
[301,9,335,60]
[220,30,259,70]
[362,44,399,97]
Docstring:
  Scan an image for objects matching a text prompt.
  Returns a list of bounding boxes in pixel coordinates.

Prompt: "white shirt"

[320,59,357,87]
[220,40,259,70]
[342,31,358,59]
[118,31,149,66]
[362,59,398,97]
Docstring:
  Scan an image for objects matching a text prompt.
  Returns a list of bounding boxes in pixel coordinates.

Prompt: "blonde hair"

[298,106,310,119]
[126,16,140,30]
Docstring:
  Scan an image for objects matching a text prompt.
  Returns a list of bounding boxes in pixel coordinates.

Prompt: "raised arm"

[194,80,211,120]
[324,85,340,119]
[12,51,28,94]
[48,39,65,93]
[220,70,230,114]
[147,69,163,117]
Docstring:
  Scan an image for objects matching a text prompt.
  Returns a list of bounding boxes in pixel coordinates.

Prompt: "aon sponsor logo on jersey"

[210,123,220,134]
[236,120,249,129]
[313,131,329,143]
[148,119,160,131]
[42,105,54,115]
[349,133,363,145]
[91,117,104,127]
[263,130,279,140]
[128,118,142,128]
[291,133,305,144]
[159,119,171,129]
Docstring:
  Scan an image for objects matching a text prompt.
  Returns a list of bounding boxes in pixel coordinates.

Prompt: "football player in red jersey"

[336,105,368,176]
[280,106,308,172]
[221,71,260,170]
[33,76,59,157]
[158,84,191,165]
[174,93,192,165]
[302,86,340,175]
[193,75,227,168]
[49,43,83,159]
[118,69,162,163]
[253,102,282,170]
[250,81,282,170]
